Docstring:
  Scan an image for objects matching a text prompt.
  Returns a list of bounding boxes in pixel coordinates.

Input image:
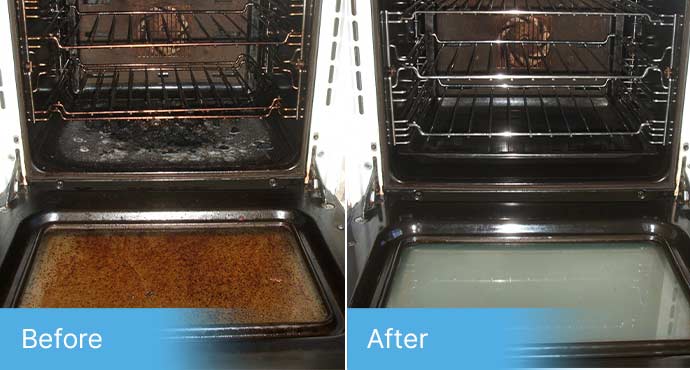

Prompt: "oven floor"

[35,118,297,172]
[18,226,328,324]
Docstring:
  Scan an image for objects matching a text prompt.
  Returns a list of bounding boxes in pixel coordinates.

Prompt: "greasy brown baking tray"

[6,218,340,338]
[20,225,328,322]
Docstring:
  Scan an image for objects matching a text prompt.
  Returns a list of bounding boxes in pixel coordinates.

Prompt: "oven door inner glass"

[385,241,690,342]
[18,225,329,325]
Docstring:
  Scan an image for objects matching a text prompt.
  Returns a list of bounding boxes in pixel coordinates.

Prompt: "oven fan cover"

[499,16,552,70]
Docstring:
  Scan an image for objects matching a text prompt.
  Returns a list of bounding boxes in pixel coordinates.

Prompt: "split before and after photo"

[3,0,690,368]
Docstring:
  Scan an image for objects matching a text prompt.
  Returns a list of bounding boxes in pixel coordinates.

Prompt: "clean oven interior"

[16,0,312,173]
[380,0,688,183]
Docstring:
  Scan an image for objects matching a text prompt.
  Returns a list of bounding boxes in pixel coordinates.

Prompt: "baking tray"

[350,218,690,362]
[1,210,342,340]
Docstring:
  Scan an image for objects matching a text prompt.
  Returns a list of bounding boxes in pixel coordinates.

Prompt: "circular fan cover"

[139,7,190,57]
[499,16,551,69]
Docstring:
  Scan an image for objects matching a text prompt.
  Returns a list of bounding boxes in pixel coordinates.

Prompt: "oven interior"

[381,0,687,183]
[18,0,311,173]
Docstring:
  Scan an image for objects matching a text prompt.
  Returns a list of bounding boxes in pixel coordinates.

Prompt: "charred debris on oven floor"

[42,118,291,171]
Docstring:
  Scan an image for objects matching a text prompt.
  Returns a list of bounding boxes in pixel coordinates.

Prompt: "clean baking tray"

[351,219,690,360]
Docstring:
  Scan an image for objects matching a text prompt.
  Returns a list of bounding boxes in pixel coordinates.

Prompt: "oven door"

[349,199,690,366]
[0,188,344,369]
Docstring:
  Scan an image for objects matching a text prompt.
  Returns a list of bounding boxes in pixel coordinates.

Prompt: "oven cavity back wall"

[381,0,686,183]
[18,0,311,173]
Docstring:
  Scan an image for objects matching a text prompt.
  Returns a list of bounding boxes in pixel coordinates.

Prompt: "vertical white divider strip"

[345,0,382,208]
[308,0,347,205]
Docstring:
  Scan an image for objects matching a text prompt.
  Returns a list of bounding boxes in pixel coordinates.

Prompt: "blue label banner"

[0,309,194,370]
[347,308,560,370]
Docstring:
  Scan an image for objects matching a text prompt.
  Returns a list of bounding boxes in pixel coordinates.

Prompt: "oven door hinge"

[307,146,330,207]
[0,150,24,211]
[676,155,690,213]
[679,156,690,202]
[355,157,383,223]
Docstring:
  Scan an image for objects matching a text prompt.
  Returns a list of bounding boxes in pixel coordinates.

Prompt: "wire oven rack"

[395,34,669,82]
[396,0,666,22]
[393,80,665,144]
[382,0,679,148]
[33,2,303,49]
[33,55,291,122]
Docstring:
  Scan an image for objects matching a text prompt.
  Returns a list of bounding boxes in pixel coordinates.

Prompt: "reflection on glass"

[386,242,690,342]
